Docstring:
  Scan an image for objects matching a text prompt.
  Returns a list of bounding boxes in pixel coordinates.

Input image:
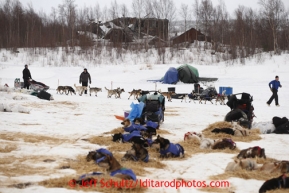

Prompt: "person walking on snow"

[22,64,32,89]
[267,75,282,106]
[79,68,91,94]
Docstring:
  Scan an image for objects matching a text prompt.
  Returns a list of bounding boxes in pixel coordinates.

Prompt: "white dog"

[225,160,241,172]
[200,136,218,149]
[184,132,202,142]
[74,84,87,96]
[232,121,251,136]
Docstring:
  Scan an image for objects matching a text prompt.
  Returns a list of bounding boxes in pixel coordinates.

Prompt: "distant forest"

[0,0,288,55]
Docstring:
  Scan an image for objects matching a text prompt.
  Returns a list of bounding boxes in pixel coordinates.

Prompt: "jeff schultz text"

[68,178,230,189]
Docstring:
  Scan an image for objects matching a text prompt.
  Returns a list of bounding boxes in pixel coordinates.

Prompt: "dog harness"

[110,168,137,181]
[124,124,147,133]
[122,131,142,142]
[160,143,184,157]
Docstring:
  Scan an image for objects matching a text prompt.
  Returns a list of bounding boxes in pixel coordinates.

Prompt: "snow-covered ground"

[0,49,289,193]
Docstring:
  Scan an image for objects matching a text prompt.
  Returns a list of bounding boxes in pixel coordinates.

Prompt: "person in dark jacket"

[22,64,32,89]
[79,68,91,94]
[267,76,282,106]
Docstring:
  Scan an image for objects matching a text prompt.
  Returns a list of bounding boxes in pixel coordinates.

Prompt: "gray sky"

[18,0,289,18]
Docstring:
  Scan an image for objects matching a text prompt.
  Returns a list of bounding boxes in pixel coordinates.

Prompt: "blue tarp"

[126,102,145,122]
[162,67,179,84]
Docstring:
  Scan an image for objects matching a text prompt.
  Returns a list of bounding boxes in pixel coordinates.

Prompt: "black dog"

[211,128,235,135]
[112,133,149,147]
[141,126,157,139]
[112,133,123,142]
[133,117,145,125]
[259,174,289,193]
[272,116,288,128]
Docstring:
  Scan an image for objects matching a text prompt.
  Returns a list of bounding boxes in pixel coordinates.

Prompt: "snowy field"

[0,50,289,193]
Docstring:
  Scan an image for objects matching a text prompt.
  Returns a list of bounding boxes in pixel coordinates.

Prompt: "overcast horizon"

[16,0,289,19]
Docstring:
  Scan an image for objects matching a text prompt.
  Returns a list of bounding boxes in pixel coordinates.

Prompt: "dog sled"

[28,79,50,92]
[199,87,218,100]
[225,92,255,129]
[138,90,165,125]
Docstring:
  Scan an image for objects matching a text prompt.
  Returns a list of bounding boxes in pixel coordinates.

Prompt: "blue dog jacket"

[95,148,113,164]
[146,121,158,129]
[124,124,147,133]
[122,131,142,142]
[110,168,137,181]
[160,143,184,157]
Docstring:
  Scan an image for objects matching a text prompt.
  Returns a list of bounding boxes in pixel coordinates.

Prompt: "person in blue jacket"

[267,76,282,106]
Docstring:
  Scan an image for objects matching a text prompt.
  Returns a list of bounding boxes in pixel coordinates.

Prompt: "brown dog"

[128,89,142,100]
[212,138,236,150]
[121,143,149,162]
[159,90,174,102]
[86,149,136,180]
[237,146,266,159]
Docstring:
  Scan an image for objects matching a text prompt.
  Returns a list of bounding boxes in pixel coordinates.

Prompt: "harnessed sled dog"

[105,87,125,98]
[85,148,137,180]
[121,143,149,162]
[89,86,102,96]
[153,135,184,158]
[74,84,87,96]
[128,89,142,100]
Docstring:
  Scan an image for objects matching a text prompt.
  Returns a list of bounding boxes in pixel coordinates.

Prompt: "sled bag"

[146,100,160,112]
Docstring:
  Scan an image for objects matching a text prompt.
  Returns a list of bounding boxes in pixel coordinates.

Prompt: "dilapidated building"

[90,17,169,44]
[171,28,211,45]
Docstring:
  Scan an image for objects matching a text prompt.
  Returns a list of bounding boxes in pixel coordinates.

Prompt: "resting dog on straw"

[86,148,137,181]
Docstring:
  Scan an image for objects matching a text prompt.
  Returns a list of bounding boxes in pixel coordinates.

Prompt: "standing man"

[23,64,32,89]
[79,68,91,95]
[267,75,282,107]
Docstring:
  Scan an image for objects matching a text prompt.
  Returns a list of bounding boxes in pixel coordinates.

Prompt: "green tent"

[177,64,199,83]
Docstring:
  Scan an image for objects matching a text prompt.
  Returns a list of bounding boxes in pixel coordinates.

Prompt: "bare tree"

[109,0,119,20]
[244,7,257,56]
[258,0,287,54]
[216,0,229,45]
[120,4,129,18]
[158,0,176,40]
[199,0,215,47]
[193,0,200,44]
[144,0,154,18]
[132,0,145,39]
[179,4,191,34]
[102,6,108,22]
